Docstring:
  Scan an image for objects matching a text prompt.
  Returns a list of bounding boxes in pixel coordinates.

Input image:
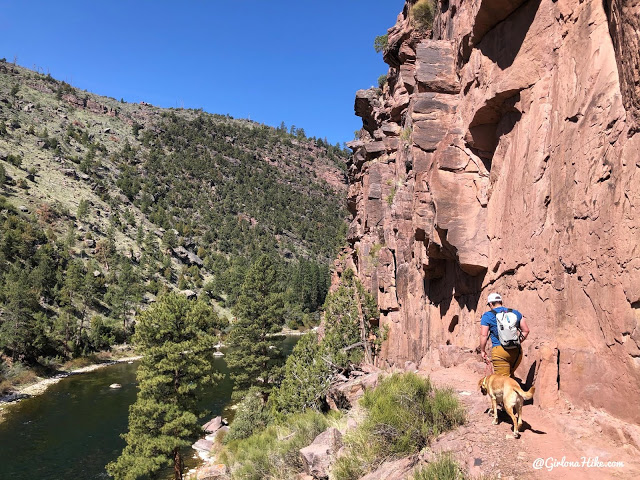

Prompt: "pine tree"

[105,260,141,332]
[0,266,43,362]
[106,293,223,480]
[226,255,285,398]
[270,270,381,416]
[321,269,377,368]
[269,332,331,417]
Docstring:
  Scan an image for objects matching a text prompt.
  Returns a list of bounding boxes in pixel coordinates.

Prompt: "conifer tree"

[105,259,141,332]
[270,269,380,416]
[0,266,42,361]
[226,254,285,398]
[106,293,223,480]
[269,332,331,417]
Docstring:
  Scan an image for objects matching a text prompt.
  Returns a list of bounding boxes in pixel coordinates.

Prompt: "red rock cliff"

[342,0,640,423]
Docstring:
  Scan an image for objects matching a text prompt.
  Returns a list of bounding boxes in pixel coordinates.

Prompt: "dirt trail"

[419,363,640,479]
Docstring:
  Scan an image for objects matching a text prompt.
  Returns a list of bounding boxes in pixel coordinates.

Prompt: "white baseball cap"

[487,293,502,304]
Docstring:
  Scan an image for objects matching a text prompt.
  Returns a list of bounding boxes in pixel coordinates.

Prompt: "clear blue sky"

[0,0,404,146]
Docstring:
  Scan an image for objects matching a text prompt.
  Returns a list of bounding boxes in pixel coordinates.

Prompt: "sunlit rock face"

[340,0,640,423]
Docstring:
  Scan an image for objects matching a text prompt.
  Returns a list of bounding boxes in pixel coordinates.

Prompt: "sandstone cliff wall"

[342,0,640,423]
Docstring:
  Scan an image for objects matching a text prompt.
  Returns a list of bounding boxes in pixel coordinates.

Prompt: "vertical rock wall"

[342,0,640,423]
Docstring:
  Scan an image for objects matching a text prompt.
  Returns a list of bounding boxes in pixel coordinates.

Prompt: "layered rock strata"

[342,0,640,423]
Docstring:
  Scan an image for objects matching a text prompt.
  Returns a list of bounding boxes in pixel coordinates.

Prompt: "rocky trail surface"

[423,362,640,479]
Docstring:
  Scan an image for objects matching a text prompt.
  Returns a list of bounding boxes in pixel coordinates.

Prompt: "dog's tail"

[516,385,535,400]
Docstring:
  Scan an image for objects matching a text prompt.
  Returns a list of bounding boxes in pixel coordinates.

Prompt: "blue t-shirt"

[481,306,522,348]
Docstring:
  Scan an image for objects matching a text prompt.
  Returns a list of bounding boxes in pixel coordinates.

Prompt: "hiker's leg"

[491,346,511,376]
[510,347,523,378]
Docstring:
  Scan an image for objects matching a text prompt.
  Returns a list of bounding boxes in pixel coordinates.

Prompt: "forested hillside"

[0,59,348,388]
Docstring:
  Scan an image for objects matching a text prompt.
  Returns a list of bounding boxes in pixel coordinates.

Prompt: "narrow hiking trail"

[419,363,640,479]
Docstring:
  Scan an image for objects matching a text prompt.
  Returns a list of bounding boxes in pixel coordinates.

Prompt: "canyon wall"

[342,0,640,423]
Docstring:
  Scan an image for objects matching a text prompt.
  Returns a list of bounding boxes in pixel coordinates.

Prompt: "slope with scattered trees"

[0,60,349,391]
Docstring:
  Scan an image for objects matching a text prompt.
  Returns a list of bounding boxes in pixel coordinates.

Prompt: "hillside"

[0,60,349,378]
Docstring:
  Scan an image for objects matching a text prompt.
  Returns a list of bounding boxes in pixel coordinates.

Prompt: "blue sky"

[0,1,404,145]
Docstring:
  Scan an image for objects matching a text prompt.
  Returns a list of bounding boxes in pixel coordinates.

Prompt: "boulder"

[172,246,204,267]
[61,168,77,179]
[358,457,416,480]
[203,416,223,434]
[300,427,342,479]
[326,371,380,411]
[192,438,213,454]
[180,289,197,300]
[205,425,229,443]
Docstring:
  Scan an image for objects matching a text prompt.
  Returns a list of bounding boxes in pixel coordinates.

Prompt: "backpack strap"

[490,309,497,315]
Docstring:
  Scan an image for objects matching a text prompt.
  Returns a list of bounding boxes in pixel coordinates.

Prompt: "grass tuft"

[333,373,464,480]
[412,453,467,480]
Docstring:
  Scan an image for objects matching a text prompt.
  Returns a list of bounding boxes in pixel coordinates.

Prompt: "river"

[0,336,299,479]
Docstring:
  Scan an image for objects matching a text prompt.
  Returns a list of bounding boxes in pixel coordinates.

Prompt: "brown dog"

[479,374,535,438]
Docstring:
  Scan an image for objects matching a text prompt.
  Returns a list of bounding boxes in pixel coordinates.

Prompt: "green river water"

[0,336,299,479]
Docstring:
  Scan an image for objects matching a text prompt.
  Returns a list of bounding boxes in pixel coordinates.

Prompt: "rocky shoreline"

[0,355,142,411]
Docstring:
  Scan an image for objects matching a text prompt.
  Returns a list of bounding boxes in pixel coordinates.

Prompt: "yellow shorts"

[491,345,522,377]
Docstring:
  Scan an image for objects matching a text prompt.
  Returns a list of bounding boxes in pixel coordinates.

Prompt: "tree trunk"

[173,447,183,480]
[75,306,86,349]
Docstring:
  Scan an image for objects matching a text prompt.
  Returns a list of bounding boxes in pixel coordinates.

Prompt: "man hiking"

[479,293,530,377]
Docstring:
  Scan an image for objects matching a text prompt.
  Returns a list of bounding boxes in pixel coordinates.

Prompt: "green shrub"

[77,199,89,220]
[386,185,397,206]
[333,373,464,480]
[412,453,467,480]
[220,410,331,480]
[412,0,434,31]
[373,34,388,53]
[400,126,412,145]
[377,74,388,89]
[6,154,22,168]
[225,388,272,443]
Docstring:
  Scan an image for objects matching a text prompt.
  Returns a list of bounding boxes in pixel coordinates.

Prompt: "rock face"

[343,0,640,423]
[605,0,640,130]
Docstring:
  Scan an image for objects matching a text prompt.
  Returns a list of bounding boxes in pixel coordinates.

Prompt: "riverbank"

[0,352,142,423]
[271,326,317,337]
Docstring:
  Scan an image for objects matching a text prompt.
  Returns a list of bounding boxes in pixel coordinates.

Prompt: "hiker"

[479,293,530,377]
